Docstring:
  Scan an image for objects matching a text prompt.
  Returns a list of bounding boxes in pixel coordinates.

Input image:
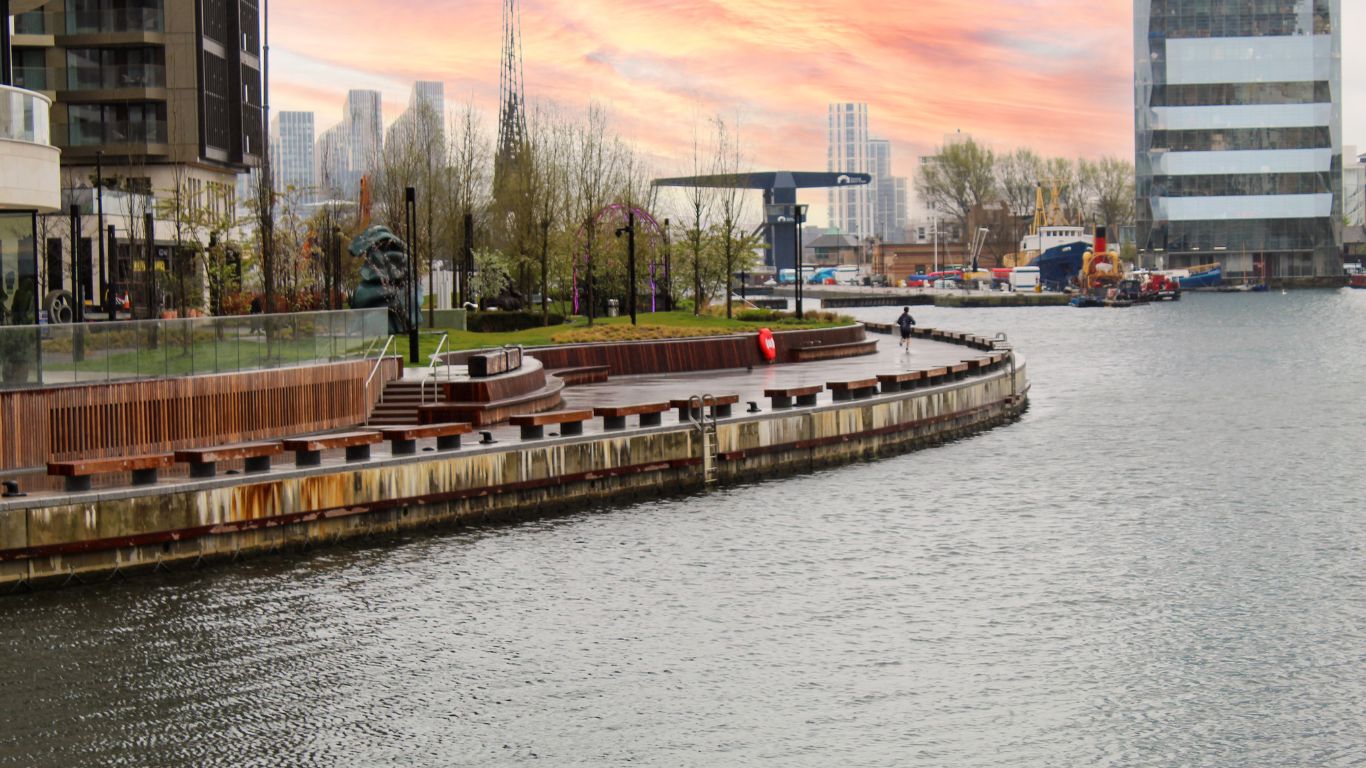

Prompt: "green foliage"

[467,310,566,333]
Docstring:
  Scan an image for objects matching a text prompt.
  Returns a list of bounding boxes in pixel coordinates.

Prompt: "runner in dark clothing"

[896,307,915,351]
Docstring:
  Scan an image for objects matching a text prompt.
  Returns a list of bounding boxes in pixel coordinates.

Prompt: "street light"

[614,210,637,325]
[405,186,418,363]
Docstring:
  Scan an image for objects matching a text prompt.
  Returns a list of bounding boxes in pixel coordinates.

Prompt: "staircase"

[368,380,428,425]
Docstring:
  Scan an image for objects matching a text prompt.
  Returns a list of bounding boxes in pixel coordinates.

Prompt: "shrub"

[467,311,566,333]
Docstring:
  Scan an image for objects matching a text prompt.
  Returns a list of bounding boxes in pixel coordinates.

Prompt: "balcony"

[67,119,168,148]
[65,7,165,35]
[65,64,166,92]
[0,85,62,213]
[13,66,52,93]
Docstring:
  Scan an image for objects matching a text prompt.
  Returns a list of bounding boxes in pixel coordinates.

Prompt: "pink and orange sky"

[271,1,1365,192]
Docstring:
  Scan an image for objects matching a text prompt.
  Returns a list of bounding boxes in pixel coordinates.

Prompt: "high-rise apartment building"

[316,89,381,201]
[270,110,313,201]
[386,80,444,148]
[827,103,872,239]
[868,138,908,242]
[1135,0,1343,283]
[12,0,262,317]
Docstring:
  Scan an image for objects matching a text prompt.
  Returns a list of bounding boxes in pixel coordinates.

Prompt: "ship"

[1346,262,1366,289]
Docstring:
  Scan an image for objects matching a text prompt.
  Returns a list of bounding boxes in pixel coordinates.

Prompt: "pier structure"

[0,325,1028,591]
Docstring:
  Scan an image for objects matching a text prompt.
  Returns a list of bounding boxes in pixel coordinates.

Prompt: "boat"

[1347,262,1366,289]
[1161,263,1222,290]
[1031,242,1091,291]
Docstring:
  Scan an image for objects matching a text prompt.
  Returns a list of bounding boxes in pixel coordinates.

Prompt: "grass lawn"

[413,310,851,365]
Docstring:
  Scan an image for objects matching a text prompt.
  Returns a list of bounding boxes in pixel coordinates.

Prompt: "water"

[2,291,1364,767]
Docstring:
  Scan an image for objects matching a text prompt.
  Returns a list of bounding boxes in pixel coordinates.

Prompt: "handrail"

[364,334,396,406]
[421,332,451,404]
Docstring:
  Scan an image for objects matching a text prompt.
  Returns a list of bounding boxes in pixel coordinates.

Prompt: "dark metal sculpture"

[349,225,415,334]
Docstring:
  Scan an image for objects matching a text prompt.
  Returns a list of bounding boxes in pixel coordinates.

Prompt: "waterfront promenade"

[0,328,1027,589]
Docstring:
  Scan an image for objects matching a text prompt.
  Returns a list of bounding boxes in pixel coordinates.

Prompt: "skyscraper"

[345,89,383,187]
[387,81,445,147]
[827,103,873,239]
[271,111,314,202]
[868,138,908,242]
[1135,0,1343,283]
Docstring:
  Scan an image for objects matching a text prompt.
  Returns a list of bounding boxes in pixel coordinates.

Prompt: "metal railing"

[364,334,397,407]
[0,308,389,390]
[420,331,451,404]
[0,85,53,146]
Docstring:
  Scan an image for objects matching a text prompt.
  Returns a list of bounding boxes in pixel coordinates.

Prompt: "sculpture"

[348,225,415,334]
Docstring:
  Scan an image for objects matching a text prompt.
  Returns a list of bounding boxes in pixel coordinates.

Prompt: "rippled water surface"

[3,291,1364,767]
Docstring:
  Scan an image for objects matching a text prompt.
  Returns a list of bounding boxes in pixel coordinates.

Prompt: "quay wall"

[0,361,1028,591]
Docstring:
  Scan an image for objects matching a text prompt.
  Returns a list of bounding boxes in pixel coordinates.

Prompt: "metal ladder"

[688,394,720,486]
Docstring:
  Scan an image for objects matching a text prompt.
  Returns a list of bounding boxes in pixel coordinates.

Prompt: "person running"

[896,306,916,352]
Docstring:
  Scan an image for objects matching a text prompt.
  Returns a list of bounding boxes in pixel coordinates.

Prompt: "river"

[1,290,1363,767]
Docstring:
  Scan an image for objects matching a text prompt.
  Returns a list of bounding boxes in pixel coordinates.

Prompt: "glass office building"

[1135,0,1343,282]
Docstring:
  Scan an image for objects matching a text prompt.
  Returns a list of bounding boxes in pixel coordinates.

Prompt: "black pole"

[96,151,107,318]
[626,211,636,325]
[107,225,116,315]
[662,218,671,312]
[0,0,12,87]
[795,208,804,321]
[144,210,156,316]
[540,217,549,326]
[68,204,84,323]
[462,212,473,308]
[405,186,418,363]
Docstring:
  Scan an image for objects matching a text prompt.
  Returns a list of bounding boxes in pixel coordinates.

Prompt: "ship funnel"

[1095,225,1108,254]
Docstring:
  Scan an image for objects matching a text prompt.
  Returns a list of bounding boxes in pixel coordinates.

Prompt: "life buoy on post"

[757,327,777,362]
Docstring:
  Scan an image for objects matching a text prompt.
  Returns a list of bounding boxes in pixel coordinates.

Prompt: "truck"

[1010,266,1041,291]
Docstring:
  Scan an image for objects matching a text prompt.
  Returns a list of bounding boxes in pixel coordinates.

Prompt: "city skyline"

[267,1,1366,177]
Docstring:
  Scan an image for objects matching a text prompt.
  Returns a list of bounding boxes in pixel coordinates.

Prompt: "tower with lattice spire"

[496,0,528,181]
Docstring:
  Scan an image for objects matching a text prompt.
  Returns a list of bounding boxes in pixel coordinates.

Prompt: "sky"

[269,0,1365,218]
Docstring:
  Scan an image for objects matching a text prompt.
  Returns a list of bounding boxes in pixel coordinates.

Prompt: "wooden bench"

[788,340,878,363]
[468,347,523,377]
[174,441,282,479]
[48,453,174,492]
[508,409,593,440]
[669,394,740,422]
[827,378,880,401]
[923,366,951,385]
[592,402,671,431]
[551,365,610,386]
[763,384,823,410]
[950,362,971,380]
[876,371,925,393]
[281,431,382,467]
[376,423,472,455]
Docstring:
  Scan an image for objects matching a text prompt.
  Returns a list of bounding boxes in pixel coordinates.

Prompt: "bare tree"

[568,103,624,325]
[914,137,998,263]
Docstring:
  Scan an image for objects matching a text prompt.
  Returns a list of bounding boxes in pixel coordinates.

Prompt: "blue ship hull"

[1178,267,1222,289]
[1028,242,1091,290]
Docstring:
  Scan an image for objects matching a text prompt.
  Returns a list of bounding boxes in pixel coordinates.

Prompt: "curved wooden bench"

[48,453,174,492]
[763,385,823,409]
[175,441,282,478]
[550,365,610,386]
[788,339,877,363]
[281,431,382,467]
[377,423,472,455]
[876,371,924,393]
[593,402,671,430]
[827,378,879,401]
[669,394,739,422]
[509,409,593,440]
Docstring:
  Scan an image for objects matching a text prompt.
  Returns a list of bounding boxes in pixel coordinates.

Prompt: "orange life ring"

[757,328,777,362]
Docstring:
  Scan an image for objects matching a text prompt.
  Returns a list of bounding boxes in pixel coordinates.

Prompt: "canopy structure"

[653,172,872,270]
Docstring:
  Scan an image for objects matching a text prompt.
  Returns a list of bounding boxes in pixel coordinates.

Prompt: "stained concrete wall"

[0,361,1028,590]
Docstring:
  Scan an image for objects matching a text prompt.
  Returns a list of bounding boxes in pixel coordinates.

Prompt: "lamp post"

[405,186,418,363]
[539,217,549,326]
[615,210,637,325]
[662,218,671,312]
[96,150,107,318]
[764,202,807,320]
[795,204,807,320]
